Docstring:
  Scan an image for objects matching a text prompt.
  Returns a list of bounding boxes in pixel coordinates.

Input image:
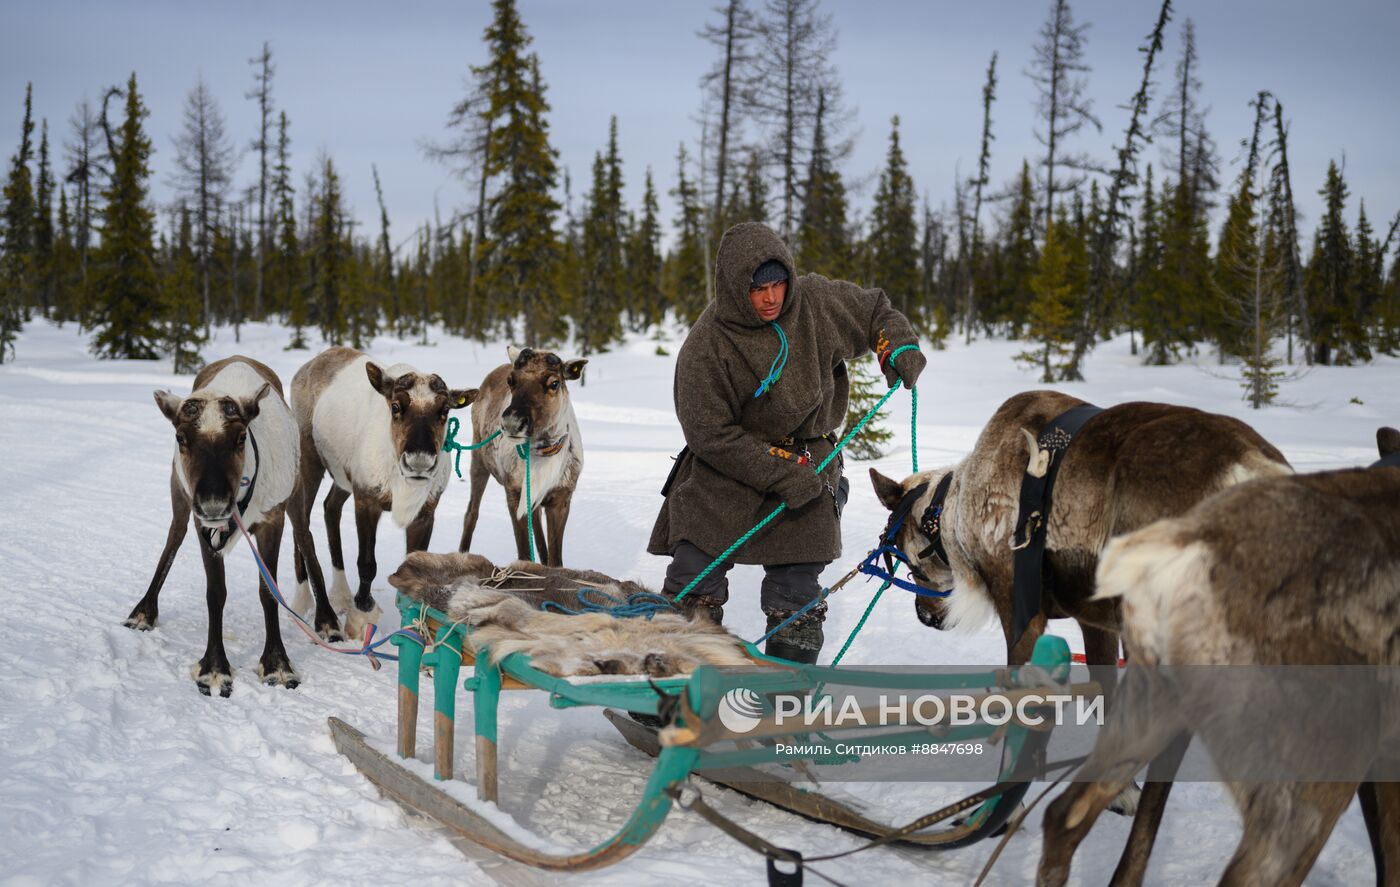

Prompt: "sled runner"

[329,590,1096,872]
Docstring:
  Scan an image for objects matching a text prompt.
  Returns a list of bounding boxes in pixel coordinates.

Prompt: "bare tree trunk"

[247,42,274,322]
[966,52,997,344]
[1271,100,1309,364]
[1061,0,1171,381]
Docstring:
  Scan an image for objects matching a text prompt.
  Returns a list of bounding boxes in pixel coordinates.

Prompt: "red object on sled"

[1070,652,1127,666]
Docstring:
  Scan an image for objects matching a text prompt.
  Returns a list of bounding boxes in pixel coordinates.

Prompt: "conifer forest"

[3,0,1397,418]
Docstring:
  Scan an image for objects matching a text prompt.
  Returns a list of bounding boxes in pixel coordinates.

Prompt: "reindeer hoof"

[192,665,234,698]
[123,612,156,631]
[330,570,354,614]
[258,662,301,690]
[344,602,383,640]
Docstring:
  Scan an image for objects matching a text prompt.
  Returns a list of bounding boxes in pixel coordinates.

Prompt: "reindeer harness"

[1009,403,1103,645]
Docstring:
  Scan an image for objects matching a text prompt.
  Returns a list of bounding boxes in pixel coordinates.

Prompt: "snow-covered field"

[2,319,1394,886]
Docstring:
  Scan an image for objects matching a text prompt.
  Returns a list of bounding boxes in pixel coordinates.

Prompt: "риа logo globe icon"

[717,688,764,734]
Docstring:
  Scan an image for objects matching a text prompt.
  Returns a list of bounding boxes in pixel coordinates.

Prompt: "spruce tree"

[841,355,892,459]
[988,161,1038,334]
[1,83,37,361]
[33,120,56,317]
[271,113,307,348]
[91,75,161,360]
[1306,160,1356,365]
[669,143,708,324]
[796,88,851,279]
[477,1,561,346]
[164,204,205,373]
[1018,213,1082,381]
[311,154,347,345]
[52,186,78,322]
[628,168,664,330]
[1351,201,1383,353]
[867,116,920,317]
[1130,165,1173,363]
[578,117,626,353]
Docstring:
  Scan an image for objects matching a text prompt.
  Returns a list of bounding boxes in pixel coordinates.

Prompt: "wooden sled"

[330,591,1094,870]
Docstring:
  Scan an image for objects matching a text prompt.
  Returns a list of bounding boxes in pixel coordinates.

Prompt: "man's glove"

[882,348,926,390]
[776,465,824,508]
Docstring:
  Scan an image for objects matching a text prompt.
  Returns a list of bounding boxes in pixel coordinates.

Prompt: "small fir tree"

[163,204,205,373]
[91,75,162,360]
[1017,214,1081,382]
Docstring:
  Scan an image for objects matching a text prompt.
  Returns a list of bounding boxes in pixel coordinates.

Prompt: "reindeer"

[869,390,1291,669]
[458,347,586,567]
[124,357,301,697]
[287,347,476,639]
[1037,428,1400,887]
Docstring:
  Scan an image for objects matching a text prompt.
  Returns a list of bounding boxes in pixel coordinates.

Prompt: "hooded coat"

[648,222,919,565]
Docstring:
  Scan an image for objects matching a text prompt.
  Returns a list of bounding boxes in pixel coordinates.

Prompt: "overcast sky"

[4,0,1398,257]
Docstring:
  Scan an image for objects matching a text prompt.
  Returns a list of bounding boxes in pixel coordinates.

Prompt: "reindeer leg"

[406,496,437,553]
[1219,783,1355,887]
[458,451,490,552]
[1108,731,1192,887]
[252,510,298,688]
[322,484,353,615]
[531,506,549,567]
[1080,623,1142,816]
[345,494,384,639]
[544,487,573,568]
[193,541,233,697]
[1358,781,1400,887]
[504,486,531,562]
[287,446,342,640]
[1039,667,1186,887]
[126,468,191,630]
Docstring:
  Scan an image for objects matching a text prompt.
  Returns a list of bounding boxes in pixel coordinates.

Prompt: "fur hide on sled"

[387,552,751,678]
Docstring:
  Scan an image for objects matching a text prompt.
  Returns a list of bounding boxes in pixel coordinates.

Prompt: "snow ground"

[1,319,1395,886]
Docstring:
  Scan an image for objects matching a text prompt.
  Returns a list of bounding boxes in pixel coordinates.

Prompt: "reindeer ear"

[507,345,522,363]
[154,390,183,425]
[365,362,394,398]
[562,358,587,381]
[869,468,905,511]
[449,388,478,410]
[240,382,272,424]
[1378,427,1400,459]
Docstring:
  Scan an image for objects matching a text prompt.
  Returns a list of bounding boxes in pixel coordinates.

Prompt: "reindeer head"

[500,346,586,439]
[870,467,957,630]
[156,385,271,527]
[365,363,477,481]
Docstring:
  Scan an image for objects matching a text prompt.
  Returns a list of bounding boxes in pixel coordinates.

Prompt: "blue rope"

[540,587,677,620]
[754,321,789,397]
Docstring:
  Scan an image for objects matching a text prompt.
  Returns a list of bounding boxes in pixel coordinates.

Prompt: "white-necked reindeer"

[288,347,476,639]
[458,346,586,567]
[125,356,301,697]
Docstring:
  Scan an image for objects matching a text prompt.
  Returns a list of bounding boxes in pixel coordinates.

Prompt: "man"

[648,221,925,663]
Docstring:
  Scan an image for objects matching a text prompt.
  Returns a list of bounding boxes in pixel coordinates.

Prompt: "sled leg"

[427,631,463,781]
[475,659,502,803]
[394,630,424,760]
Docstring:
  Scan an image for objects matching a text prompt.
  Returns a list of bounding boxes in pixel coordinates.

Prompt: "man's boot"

[762,603,827,664]
[675,594,725,626]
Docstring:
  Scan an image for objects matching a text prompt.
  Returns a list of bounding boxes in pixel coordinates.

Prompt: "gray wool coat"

[648,222,920,566]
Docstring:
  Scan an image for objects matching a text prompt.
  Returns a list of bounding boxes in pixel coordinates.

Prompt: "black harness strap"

[1009,403,1102,646]
[198,430,260,554]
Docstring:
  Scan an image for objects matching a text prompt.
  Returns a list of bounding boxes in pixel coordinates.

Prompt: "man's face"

[749,280,787,322]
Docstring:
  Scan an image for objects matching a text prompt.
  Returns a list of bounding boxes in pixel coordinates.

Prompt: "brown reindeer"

[869,390,1291,669]
[125,356,302,697]
[288,347,476,640]
[1038,427,1400,887]
[458,346,586,567]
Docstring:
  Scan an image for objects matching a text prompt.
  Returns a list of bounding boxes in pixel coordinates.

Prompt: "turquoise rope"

[754,321,789,397]
[516,441,536,562]
[830,571,894,667]
[442,417,504,478]
[675,345,922,604]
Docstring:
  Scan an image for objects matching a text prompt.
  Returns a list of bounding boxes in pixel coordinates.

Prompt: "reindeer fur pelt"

[388,552,750,677]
